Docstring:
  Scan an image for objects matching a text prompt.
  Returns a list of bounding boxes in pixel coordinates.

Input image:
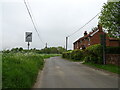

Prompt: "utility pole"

[45,43,47,48]
[103,33,106,65]
[66,37,68,50]
[100,33,106,65]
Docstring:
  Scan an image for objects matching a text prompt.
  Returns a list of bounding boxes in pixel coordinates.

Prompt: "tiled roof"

[73,28,120,44]
[73,29,98,44]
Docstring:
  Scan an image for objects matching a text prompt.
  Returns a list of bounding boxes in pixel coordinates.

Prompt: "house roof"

[73,27,120,44]
[73,29,99,44]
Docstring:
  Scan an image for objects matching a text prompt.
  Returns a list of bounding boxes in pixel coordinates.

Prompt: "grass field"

[2,52,59,89]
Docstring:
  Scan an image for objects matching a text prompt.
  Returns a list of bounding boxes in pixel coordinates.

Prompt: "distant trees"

[99,2,120,38]
[11,47,23,52]
[3,46,66,54]
[40,46,66,54]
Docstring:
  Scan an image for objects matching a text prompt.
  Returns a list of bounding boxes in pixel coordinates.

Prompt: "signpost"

[25,32,32,50]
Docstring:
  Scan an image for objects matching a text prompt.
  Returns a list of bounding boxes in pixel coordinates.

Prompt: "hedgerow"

[84,44,103,64]
[62,44,120,64]
[62,50,83,61]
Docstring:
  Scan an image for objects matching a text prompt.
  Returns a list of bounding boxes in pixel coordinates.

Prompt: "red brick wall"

[90,31,103,45]
[109,40,120,47]
[106,54,120,66]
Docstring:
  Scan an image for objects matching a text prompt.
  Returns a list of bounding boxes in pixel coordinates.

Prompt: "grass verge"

[83,62,120,74]
[2,52,58,89]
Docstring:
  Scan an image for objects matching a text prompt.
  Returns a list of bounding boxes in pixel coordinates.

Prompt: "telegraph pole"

[103,33,106,65]
[45,43,47,48]
[100,33,106,65]
[66,37,68,50]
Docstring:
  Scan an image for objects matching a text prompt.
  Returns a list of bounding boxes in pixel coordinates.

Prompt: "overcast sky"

[0,0,107,50]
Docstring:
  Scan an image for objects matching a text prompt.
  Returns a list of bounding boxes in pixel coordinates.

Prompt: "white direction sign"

[25,32,32,42]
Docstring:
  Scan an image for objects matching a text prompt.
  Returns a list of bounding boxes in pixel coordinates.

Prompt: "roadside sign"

[25,32,32,42]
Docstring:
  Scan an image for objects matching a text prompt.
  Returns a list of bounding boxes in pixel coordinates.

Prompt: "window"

[80,40,82,43]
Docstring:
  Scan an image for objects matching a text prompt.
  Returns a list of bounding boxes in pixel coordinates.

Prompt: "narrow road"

[34,56,119,88]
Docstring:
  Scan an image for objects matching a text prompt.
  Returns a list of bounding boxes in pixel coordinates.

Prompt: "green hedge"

[62,50,83,61]
[62,51,72,59]
[62,44,120,64]
[84,44,103,64]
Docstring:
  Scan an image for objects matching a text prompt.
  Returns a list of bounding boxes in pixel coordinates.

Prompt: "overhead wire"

[23,0,46,45]
[67,12,100,37]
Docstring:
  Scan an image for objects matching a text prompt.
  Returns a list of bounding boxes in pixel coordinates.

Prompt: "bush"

[62,51,72,59]
[62,50,83,61]
[84,44,103,64]
[62,44,120,64]
[71,50,83,60]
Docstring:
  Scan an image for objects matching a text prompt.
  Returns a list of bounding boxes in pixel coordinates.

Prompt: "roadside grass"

[83,62,120,74]
[2,52,58,89]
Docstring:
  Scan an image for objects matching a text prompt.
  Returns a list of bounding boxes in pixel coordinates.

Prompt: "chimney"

[84,31,87,36]
[98,24,103,32]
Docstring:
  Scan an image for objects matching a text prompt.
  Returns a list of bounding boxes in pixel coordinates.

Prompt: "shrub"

[71,50,83,60]
[62,50,83,61]
[84,44,103,64]
[62,51,72,59]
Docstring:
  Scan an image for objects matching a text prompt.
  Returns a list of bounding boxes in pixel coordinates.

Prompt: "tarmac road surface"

[34,56,119,88]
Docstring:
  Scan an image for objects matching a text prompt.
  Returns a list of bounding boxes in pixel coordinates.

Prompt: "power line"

[23,0,45,45]
[67,12,100,37]
[65,12,100,50]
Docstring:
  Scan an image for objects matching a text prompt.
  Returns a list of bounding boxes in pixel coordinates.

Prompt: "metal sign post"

[28,42,30,50]
[25,32,32,50]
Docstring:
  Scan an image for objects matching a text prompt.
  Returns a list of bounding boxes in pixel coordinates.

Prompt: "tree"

[57,46,66,54]
[19,47,23,51]
[99,2,120,38]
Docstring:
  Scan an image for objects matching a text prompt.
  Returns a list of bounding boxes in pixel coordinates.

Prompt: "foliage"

[2,46,66,54]
[99,2,120,38]
[84,44,103,64]
[40,47,66,54]
[2,52,58,89]
[62,44,120,64]
[62,50,83,61]
[62,51,72,59]
[71,50,83,60]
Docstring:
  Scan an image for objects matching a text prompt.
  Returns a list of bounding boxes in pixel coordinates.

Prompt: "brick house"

[73,25,120,50]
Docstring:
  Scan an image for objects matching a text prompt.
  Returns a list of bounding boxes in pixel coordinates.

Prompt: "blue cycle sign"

[25,32,32,42]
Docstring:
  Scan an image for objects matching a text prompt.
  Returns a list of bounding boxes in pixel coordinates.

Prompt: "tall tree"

[99,2,120,38]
